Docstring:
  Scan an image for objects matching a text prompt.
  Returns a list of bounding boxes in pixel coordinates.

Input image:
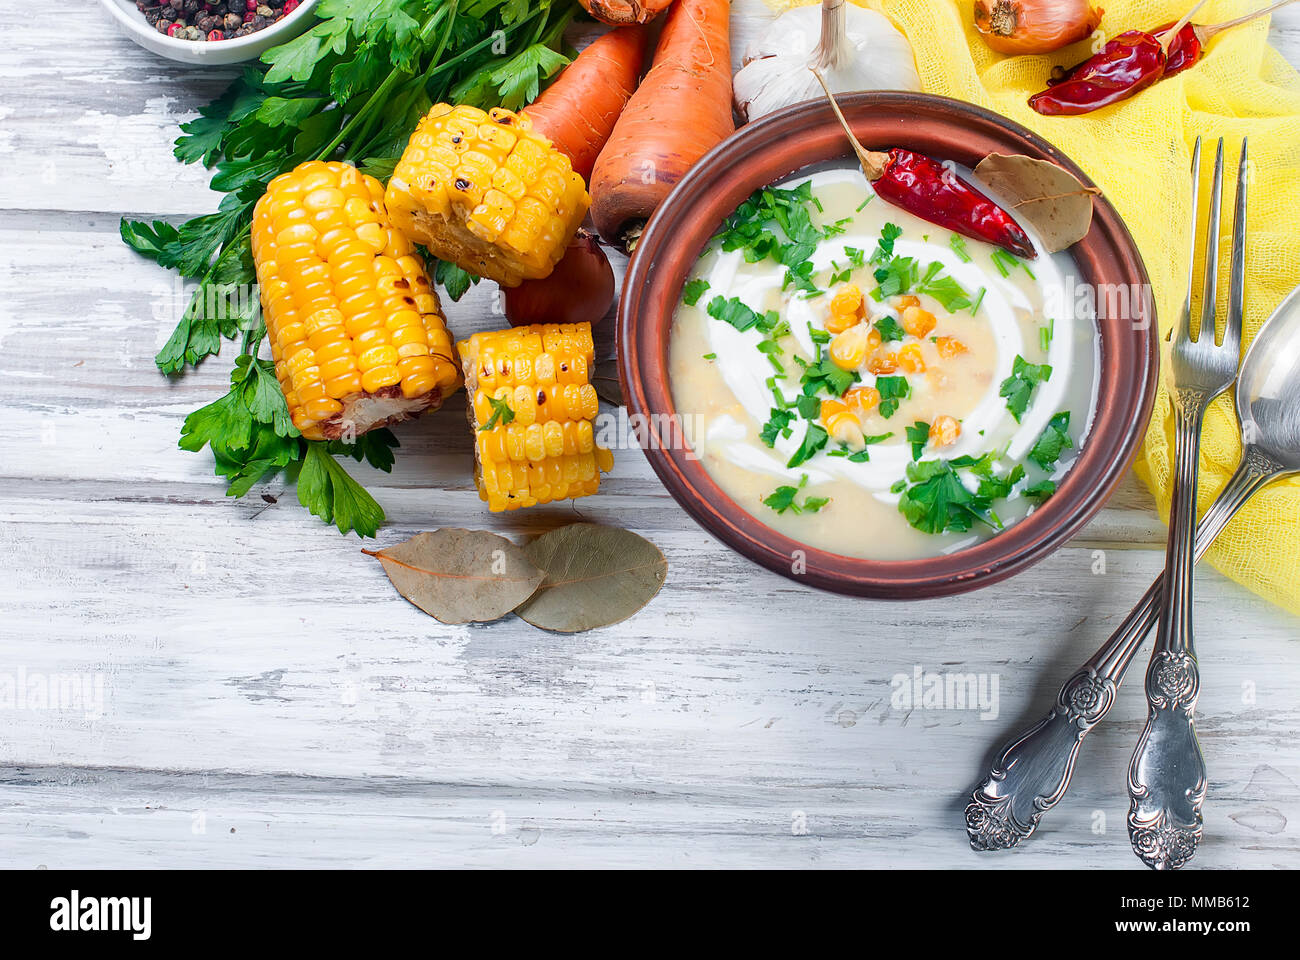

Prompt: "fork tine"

[1176,138,1202,344]
[1223,138,1248,355]
[1196,139,1225,343]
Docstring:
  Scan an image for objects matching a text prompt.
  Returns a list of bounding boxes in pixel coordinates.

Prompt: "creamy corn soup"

[669,166,1099,561]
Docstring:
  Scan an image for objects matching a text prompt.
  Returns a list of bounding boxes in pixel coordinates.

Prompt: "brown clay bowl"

[618,92,1158,598]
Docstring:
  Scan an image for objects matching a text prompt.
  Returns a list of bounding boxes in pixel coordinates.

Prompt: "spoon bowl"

[1239,282,1300,471]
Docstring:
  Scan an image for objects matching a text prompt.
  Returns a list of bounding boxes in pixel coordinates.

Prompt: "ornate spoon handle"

[966,446,1280,851]
[1126,396,1209,869]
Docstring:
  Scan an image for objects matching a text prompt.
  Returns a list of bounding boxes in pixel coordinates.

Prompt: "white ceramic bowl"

[100,0,319,65]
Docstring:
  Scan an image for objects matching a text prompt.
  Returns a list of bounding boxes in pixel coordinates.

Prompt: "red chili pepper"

[1032,2,1291,116]
[867,149,1036,259]
[1154,21,1203,76]
[1029,30,1166,116]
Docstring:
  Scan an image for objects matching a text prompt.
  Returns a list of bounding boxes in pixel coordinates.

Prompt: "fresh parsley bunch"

[120,0,580,536]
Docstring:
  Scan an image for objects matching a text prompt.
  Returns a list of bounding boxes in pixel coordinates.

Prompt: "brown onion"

[973,0,1104,55]
[504,230,616,329]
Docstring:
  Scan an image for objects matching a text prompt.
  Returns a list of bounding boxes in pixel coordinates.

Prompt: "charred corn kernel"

[895,294,921,310]
[385,104,589,288]
[829,323,871,370]
[902,305,936,339]
[930,415,961,447]
[868,350,898,375]
[935,336,967,358]
[457,322,611,512]
[844,386,880,415]
[252,160,461,441]
[898,344,926,373]
[818,398,865,447]
[825,312,856,335]
[830,284,863,317]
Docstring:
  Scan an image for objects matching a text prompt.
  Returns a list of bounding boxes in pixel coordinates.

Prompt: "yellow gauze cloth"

[763,0,1300,613]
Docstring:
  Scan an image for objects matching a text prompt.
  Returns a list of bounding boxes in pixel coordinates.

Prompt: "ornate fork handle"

[966,445,1279,851]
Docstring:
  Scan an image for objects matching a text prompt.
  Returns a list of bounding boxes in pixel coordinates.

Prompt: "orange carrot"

[589,0,734,250]
[579,0,675,25]
[523,25,648,183]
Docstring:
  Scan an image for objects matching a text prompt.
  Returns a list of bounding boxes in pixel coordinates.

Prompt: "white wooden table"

[1,1,1297,870]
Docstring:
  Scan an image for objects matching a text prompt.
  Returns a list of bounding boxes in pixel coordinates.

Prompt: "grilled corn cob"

[385,104,589,288]
[252,160,461,442]
[458,323,613,511]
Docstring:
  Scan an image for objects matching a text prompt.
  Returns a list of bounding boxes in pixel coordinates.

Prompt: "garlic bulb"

[734,0,921,123]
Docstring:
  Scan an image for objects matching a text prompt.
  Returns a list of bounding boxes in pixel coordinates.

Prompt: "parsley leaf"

[760,408,795,447]
[436,259,480,302]
[875,376,911,418]
[682,278,710,306]
[707,296,776,333]
[787,423,829,468]
[874,316,906,343]
[906,421,930,460]
[897,460,999,535]
[800,357,858,399]
[296,442,386,538]
[1024,479,1057,500]
[480,395,516,432]
[763,474,831,515]
[1029,412,1073,470]
[490,43,570,110]
[998,355,1053,422]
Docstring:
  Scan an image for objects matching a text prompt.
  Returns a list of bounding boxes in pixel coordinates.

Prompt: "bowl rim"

[100,0,319,56]
[617,91,1159,599]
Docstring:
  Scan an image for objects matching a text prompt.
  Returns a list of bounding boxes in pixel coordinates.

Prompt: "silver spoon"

[966,278,1300,852]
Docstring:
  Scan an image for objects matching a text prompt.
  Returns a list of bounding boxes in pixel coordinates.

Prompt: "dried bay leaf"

[515,524,667,633]
[364,529,544,625]
[972,154,1100,254]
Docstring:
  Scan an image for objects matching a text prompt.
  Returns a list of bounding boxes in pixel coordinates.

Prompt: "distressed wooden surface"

[0,1,1297,869]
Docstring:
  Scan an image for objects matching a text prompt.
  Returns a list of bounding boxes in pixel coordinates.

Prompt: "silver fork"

[1126,138,1244,871]
[964,138,1248,854]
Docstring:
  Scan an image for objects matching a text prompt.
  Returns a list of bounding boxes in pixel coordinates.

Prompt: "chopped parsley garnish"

[874,315,906,342]
[871,255,919,299]
[759,407,796,447]
[786,423,829,468]
[682,278,710,306]
[906,421,930,460]
[990,248,1018,278]
[800,356,859,399]
[479,395,515,432]
[875,376,911,418]
[897,459,999,535]
[706,295,778,334]
[870,223,904,264]
[998,355,1053,422]
[844,246,866,268]
[1024,479,1057,500]
[702,352,716,360]
[917,267,972,312]
[1028,411,1072,470]
[949,234,972,263]
[795,394,822,419]
[763,474,830,515]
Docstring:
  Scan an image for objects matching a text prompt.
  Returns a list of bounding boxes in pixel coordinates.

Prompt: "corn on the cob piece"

[458,322,613,512]
[385,104,589,288]
[252,160,462,442]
